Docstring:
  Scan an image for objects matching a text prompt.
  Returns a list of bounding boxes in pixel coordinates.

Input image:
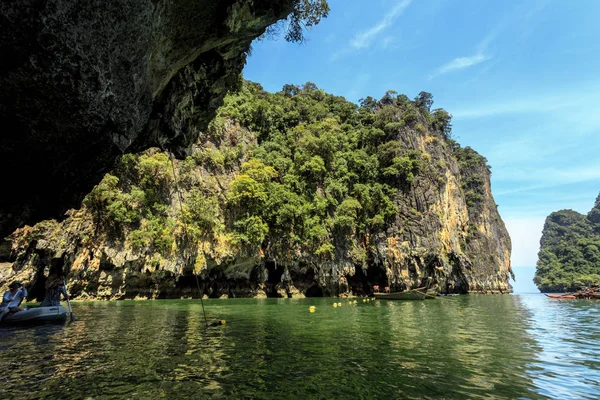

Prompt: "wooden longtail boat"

[545,294,577,299]
[374,288,427,300]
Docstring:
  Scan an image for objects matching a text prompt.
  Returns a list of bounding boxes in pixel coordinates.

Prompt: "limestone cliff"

[0,0,327,238]
[0,82,512,299]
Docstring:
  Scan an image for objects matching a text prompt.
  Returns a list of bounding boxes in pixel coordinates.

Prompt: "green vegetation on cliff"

[84,81,454,269]
[4,79,512,299]
[0,0,333,239]
[535,194,600,292]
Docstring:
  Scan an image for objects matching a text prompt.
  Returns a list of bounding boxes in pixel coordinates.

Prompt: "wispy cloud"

[453,84,600,120]
[498,192,598,219]
[429,27,496,80]
[329,0,412,62]
[484,135,585,172]
[429,26,495,80]
[429,0,551,80]
[494,164,600,186]
[453,97,568,119]
[429,54,491,80]
[350,0,413,50]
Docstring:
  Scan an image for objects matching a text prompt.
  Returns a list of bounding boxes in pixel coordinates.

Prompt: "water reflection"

[1,295,599,399]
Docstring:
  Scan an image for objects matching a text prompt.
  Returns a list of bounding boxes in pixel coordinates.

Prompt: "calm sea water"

[1,295,599,399]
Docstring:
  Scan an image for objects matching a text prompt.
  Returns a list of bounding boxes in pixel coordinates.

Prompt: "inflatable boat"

[1,306,69,325]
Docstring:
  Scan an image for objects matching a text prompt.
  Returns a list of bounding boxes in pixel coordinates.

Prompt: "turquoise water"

[512,266,539,294]
[1,295,599,399]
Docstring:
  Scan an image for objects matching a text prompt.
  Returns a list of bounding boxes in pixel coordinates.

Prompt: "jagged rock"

[276,286,288,298]
[0,0,297,238]
[254,289,268,299]
[288,286,305,299]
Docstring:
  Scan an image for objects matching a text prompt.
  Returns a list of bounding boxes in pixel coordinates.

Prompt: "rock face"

[0,0,297,238]
[0,82,512,299]
[534,194,600,292]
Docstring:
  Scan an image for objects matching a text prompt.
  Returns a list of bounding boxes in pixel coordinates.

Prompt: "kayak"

[1,306,69,325]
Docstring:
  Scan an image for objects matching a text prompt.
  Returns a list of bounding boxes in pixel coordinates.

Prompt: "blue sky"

[243,0,600,289]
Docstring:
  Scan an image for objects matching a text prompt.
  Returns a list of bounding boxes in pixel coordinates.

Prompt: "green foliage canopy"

[217,81,453,261]
[82,80,457,269]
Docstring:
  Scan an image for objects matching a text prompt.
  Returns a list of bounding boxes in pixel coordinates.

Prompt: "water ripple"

[1,295,599,399]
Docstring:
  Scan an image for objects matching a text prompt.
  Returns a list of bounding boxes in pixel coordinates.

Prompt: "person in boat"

[0,286,11,311]
[0,281,28,313]
[40,276,69,307]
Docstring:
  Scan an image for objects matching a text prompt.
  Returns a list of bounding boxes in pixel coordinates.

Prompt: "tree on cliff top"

[264,0,330,42]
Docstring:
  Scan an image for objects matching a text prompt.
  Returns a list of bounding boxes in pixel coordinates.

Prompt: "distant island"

[535,194,600,292]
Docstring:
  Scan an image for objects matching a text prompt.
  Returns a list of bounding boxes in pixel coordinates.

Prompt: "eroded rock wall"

[1,127,512,300]
[0,0,295,238]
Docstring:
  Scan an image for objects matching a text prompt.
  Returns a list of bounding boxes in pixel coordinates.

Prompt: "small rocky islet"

[0,81,512,300]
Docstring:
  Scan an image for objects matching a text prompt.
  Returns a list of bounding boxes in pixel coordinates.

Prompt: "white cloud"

[485,136,572,168]
[476,29,500,54]
[428,23,495,80]
[381,36,397,50]
[350,0,413,50]
[504,218,545,267]
[494,164,600,188]
[429,0,551,81]
[453,96,575,120]
[429,53,491,80]
[452,83,600,120]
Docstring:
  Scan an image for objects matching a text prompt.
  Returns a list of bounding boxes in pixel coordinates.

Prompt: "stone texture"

[0,116,512,299]
[0,0,295,238]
